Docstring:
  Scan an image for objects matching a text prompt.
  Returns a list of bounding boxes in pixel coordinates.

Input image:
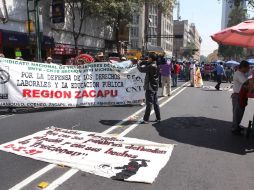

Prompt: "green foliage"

[218,1,247,60]
[100,0,175,53]
[182,42,197,58]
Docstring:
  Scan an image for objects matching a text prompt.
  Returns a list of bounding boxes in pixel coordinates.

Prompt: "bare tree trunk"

[115,26,120,55]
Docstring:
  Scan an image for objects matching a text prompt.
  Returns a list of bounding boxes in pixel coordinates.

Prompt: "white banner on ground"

[0,58,145,107]
[0,127,174,183]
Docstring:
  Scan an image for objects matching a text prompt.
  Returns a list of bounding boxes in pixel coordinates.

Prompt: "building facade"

[189,23,202,60]
[173,20,202,61]
[173,20,189,59]
[221,0,246,29]
[0,0,114,63]
[129,6,145,50]
[129,3,174,56]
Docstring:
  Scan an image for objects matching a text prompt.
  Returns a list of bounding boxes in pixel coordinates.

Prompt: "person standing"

[231,60,250,135]
[225,66,233,83]
[172,62,180,87]
[160,59,172,97]
[46,57,53,64]
[215,62,225,90]
[137,53,161,123]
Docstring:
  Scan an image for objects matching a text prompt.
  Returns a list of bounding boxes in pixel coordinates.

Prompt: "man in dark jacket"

[137,53,161,123]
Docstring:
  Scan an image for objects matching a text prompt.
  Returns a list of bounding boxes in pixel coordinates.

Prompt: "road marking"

[40,83,188,190]
[0,114,13,120]
[44,169,79,190]
[118,85,188,137]
[9,164,56,190]
[9,82,189,190]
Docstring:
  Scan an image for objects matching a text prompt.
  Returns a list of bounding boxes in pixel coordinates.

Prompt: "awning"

[0,29,55,48]
[2,30,29,47]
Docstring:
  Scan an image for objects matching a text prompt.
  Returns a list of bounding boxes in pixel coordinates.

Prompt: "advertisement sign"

[0,127,174,183]
[0,58,145,107]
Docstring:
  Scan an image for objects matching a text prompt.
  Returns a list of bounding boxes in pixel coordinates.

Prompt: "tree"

[218,0,254,8]
[65,0,102,54]
[182,42,197,59]
[218,2,247,60]
[101,0,175,54]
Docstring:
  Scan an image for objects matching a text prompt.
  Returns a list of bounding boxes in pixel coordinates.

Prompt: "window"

[131,27,139,37]
[132,15,139,25]
[131,40,139,49]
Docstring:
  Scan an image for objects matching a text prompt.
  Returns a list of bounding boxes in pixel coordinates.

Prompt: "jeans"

[172,74,178,87]
[215,75,222,89]
[161,76,171,96]
[232,94,245,130]
[144,90,161,121]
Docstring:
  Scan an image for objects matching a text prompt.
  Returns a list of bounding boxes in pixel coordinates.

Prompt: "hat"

[47,57,52,60]
[121,57,127,61]
[133,57,138,61]
[97,52,104,57]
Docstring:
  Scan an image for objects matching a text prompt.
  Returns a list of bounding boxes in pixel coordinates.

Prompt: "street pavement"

[0,81,254,190]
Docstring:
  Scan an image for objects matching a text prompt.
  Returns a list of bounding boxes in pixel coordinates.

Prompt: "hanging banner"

[0,58,145,107]
[52,0,65,24]
[0,127,174,183]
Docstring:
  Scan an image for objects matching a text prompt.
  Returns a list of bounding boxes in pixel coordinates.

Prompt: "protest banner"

[0,58,145,107]
[0,127,174,183]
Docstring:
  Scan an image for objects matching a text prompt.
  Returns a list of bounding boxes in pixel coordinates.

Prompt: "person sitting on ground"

[137,53,161,124]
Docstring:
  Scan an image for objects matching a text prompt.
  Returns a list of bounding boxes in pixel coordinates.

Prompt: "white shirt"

[233,71,248,93]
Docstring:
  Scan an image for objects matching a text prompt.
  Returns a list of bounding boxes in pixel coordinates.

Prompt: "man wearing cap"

[231,60,250,135]
[46,57,53,64]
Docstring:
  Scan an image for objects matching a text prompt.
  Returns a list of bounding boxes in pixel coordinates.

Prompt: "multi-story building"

[173,20,189,59]
[0,0,114,63]
[189,23,202,60]
[129,3,174,56]
[173,20,202,60]
[221,0,246,29]
[129,7,145,50]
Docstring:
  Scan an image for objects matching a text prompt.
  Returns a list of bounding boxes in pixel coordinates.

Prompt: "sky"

[174,0,222,56]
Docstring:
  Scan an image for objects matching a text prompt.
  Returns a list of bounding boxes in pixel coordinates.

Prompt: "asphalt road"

[0,81,254,190]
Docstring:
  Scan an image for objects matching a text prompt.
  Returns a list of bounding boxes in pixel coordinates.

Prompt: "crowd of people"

[136,53,254,137]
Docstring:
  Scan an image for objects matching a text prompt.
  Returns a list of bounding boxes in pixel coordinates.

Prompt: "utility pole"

[27,0,42,62]
[34,0,42,62]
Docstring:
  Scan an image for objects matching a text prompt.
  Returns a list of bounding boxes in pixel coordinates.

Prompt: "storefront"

[53,43,103,65]
[0,30,54,61]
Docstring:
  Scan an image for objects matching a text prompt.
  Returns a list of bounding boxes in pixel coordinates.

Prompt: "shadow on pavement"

[100,119,139,126]
[153,117,254,155]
